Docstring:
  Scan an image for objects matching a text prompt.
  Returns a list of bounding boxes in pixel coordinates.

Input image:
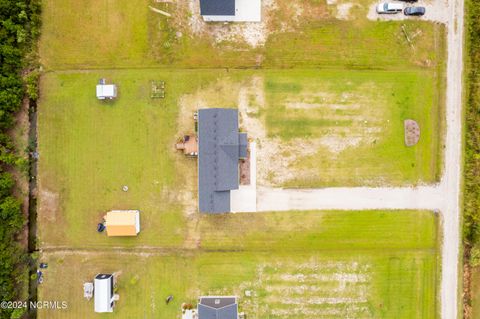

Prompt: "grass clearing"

[38,210,439,319]
[37,0,445,317]
[173,69,444,187]
[38,67,444,244]
[37,69,225,248]
[471,267,480,317]
[260,69,444,187]
[40,0,445,70]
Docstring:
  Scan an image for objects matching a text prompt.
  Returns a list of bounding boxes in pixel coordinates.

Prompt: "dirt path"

[440,0,464,316]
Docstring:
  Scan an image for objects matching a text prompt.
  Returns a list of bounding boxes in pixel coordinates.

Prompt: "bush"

[470,246,480,267]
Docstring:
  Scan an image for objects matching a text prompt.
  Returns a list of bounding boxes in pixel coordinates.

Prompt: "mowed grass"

[38,210,439,319]
[37,69,224,248]
[40,0,445,70]
[40,0,151,69]
[260,69,443,187]
[471,266,480,317]
[169,68,443,187]
[37,68,443,248]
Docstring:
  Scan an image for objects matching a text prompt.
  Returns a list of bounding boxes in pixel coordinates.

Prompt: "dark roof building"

[198,296,238,319]
[199,0,261,22]
[199,0,235,16]
[198,108,247,213]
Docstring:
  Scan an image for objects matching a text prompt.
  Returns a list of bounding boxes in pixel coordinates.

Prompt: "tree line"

[464,0,480,317]
[0,1,40,319]
[465,0,480,251]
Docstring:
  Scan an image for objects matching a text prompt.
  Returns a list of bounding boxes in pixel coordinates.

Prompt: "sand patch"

[336,3,356,20]
[39,189,59,222]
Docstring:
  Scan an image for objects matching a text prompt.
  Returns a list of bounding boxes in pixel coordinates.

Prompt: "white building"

[94,274,117,313]
[96,79,117,100]
[199,0,261,22]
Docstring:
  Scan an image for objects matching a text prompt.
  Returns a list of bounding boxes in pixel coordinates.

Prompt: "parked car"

[404,6,426,16]
[376,3,403,14]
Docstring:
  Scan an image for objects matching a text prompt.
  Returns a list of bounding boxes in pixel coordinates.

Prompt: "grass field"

[471,267,480,317]
[37,68,443,248]
[40,0,445,70]
[38,210,439,319]
[37,69,223,248]
[260,69,443,186]
[37,0,445,318]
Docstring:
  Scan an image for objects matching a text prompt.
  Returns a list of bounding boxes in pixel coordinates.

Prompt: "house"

[197,108,247,213]
[198,296,238,319]
[96,79,117,100]
[104,210,140,237]
[94,274,117,313]
[199,0,261,22]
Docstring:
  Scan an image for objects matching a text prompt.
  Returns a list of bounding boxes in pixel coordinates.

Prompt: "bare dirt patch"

[39,189,59,222]
[163,0,329,49]
[336,3,357,20]
[232,260,372,318]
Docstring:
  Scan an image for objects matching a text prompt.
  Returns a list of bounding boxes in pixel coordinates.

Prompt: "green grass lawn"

[38,68,443,249]
[472,268,480,318]
[40,0,444,70]
[38,210,439,319]
[37,1,445,318]
[37,69,225,248]
[260,69,444,187]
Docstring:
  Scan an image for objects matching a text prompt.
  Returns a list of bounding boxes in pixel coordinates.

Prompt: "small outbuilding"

[96,79,117,100]
[104,210,140,237]
[94,274,117,313]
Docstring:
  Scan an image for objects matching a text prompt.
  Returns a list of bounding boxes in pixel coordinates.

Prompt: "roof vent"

[215,299,221,305]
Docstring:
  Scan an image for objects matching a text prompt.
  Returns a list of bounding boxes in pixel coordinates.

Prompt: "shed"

[96,80,117,100]
[198,296,238,319]
[94,274,115,313]
[105,210,140,237]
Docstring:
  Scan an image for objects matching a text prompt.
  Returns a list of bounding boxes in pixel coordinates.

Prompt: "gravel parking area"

[367,0,449,23]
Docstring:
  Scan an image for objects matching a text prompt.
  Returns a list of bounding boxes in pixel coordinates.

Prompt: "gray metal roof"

[198,297,238,319]
[198,109,247,213]
[199,0,235,16]
[239,133,248,159]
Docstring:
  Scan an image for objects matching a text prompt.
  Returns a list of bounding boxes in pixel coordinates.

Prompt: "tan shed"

[104,210,140,237]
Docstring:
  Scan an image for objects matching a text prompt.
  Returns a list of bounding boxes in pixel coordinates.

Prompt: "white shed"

[94,274,116,313]
[96,84,117,100]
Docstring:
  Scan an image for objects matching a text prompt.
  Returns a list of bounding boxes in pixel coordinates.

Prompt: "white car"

[376,2,403,13]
